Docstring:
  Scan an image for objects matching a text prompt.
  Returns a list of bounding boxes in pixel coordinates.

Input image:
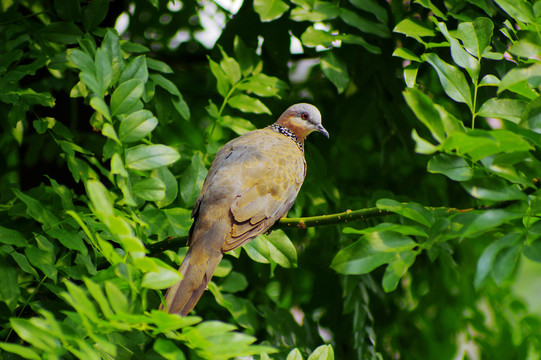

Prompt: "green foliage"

[1,0,541,359]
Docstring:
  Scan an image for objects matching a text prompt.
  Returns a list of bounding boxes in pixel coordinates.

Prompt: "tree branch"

[147,207,391,255]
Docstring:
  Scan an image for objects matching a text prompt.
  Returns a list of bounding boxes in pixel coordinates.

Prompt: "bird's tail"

[160,218,226,316]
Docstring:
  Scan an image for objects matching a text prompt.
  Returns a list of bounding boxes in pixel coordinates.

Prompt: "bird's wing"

[190,129,306,253]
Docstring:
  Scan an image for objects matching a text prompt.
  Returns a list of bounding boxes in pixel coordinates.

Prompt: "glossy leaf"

[152,167,178,208]
[119,109,158,142]
[424,53,472,108]
[254,0,289,21]
[427,153,473,181]
[498,63,541,95]
[0,226,27,246]
[456,17,494,59]
[394,19,435,41]
[321,52,350,93]
[110,79,144,116]
[40,22,83,44]
[403,87,445,142]
[376,199,435,227]
[125,145,180,170]
[331,231,417,275]
[133,178,166,201]
[462,178,527,201]
[478,98,527,123]
[475,233,521,288]
[180,152,208,207]
[228,94,271,114]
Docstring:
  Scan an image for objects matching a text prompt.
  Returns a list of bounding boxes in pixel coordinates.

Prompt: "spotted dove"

[161,103,328,315]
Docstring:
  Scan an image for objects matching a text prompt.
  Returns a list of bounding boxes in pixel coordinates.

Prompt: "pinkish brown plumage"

[161,103,328,315]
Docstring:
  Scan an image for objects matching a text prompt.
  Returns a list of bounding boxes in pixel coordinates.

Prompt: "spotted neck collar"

[269,124,303,150]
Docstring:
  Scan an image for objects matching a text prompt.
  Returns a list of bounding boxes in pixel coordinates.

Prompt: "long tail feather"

[161,219,226,315]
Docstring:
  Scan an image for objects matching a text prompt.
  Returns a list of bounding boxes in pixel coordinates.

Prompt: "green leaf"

[321,52,350,94]
[119,55,148,84]
[228,94,271,114]
[394,19,435,41]
[138,258,181,289]
[349,0,387,22]
[492,243,520,284]
[152,167,178,208]
[382,251,417,292]
[0,226,27,246]
[393,48,421,62]
[307,344,334,360]
[105,281,129,314]
[477,98,527,123]
[83,278,114,319]
[150,73,181,96]
[133,177,166,201]
[95,48,112,93]
[475,233,521,288]
[523,238,541,262]
[89,96,111,121]
[436,21,479,80]
[153,338,185,360]
[331,231,417,275]
[119,109,158,142]
[259,230,298,268]
[460,210,523,240]
[180,152,208,207]
[376,199,435,227]
[287,349,303,360]
[11,251,39,279]
[237,73,288,98]
[254,0,289,21]
[85,179,114,218]
[220,55,242,85]
[493,0,534,23]
[68,48,95,74]
[498,63,541,95]
[403,87,445,142]
[291,2,339,22]
[125,144,180,170]
[339,8,390,38]
[424,53,472,108]
[163,208,192,237]
[456,17,494,59]
[462,178,527,201]
[427,153,473,181]
[0,342,41,360]
[209,57,231,97]
[220,271,249,293]
[219,116,257,135]
[47,229,87,254]
[40,22,83,44]
[509,31,541,58]
[147,57,174,73]
[102,29,123,85]
[301,27,334,47]
[25,246,57,281]
[0,261,19,304]
[172,95,190,120]
[443,130,532,161]
[110,79,144,116]
[83,0,109,31]
[12,189,59,230]
[54,0,82,21]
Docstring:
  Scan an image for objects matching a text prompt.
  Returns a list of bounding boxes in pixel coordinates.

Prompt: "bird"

[161,103,328,315]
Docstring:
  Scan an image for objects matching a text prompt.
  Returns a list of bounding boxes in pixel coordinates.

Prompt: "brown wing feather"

[162,127,305,315]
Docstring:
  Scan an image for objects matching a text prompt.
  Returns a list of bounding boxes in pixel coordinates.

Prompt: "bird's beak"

[316,124,329,138]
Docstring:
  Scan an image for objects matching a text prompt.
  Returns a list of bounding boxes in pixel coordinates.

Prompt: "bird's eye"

[301,112,309,120]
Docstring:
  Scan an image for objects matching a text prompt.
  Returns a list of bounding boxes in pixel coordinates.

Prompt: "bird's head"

[276,103,329,141]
